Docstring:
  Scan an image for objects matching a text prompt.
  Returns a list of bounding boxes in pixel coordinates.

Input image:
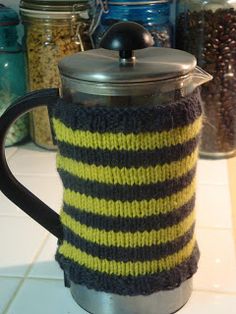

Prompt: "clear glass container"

[0,22,213,314]
[0,4,28,147]
[176,0,236,159]
[59,44,212,110]
[90,0,173,48]
[20,0,92,150]
[61,65,211,107]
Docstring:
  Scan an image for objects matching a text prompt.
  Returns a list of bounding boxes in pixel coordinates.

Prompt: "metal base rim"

[200,150,236,160]
[78,300,190,314]
[70,278,193,314]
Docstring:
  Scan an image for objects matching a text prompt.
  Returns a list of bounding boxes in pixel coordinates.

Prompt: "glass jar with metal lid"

[20,0,92,150]
[0,4,29,147]
[176,0,236,159]
[0,22,212,314]
[90,0,173,48]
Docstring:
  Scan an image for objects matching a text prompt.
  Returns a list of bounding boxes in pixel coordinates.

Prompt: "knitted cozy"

[53,90,202,296]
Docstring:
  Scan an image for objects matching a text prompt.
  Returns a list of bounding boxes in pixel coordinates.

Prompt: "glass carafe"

[0,22,212,314]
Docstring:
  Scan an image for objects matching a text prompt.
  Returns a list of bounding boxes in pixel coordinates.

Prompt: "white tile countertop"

[1,143,236,314]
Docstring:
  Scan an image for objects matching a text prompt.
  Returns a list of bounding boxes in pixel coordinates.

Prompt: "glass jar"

[20,0,92,150]
[0,4,28,147]
[90,0,173,48]
[176,0,236,159]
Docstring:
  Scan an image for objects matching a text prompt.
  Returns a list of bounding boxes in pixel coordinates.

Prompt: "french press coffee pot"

[0,22,211,314]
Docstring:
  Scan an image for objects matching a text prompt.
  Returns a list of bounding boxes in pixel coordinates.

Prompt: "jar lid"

[20,0,88,11]
[108,0,169,5]
[59,22,197,96]
[20,0,90,20]
[0,5,19,26]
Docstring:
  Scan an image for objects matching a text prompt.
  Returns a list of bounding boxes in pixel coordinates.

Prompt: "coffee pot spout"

[191,66,213,89]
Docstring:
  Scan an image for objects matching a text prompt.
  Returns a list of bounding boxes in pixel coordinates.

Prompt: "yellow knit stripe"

[60,210,195,248]
[59,237,196,276]
[57,149,198,186]
[63,177,196,218]
[53,116,202,151]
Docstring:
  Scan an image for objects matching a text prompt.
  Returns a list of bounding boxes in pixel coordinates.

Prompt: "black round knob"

[100,22,154,61]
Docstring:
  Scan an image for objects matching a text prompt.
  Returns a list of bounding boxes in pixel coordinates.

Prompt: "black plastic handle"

[0,88,63,239]
[100,22,154,60]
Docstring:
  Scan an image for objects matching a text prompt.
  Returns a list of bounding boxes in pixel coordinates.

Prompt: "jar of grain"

[176,0,236,159]
[20,0,92,150]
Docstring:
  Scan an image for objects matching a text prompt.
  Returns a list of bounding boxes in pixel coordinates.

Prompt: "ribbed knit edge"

[56,244,200,296]
[53,89,202,134]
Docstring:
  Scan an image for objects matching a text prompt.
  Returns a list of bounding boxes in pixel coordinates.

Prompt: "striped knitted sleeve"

[53,90,202,296]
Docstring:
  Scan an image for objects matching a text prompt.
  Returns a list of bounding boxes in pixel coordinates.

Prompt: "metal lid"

[59,22,197,95]
[59,47,196,83]
[59,22,196,82]
[0,5,19,26]
[20,0,88,11]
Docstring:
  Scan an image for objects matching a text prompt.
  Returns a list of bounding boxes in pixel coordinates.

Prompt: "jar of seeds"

[176,0,236,159]
[20,0,92,150]
[0,5,29,147]
[90,0,173,48]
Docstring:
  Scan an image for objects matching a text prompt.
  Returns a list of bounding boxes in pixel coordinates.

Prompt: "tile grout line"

[227,158,236,256]
[23,276,63,282]
[196,226,232,231]
[2,232,50,314]
[0,275,24,280]
[194,288,236,296]
[0,215,37,219]
[0,275,63,282]
[8,173,59,178]
[197,182,230,186]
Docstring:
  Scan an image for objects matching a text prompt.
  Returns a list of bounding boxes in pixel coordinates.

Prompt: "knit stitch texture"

[53,90,202,296]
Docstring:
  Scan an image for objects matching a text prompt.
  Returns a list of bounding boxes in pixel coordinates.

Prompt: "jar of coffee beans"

[20,0,92,150]
[176,0,236,159]
[90,0,173,48]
